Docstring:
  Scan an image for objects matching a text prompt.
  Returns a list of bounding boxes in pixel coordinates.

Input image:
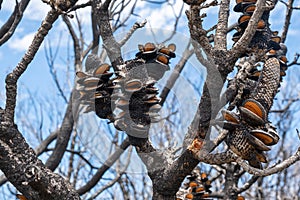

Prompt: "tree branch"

[94,0,123,70]
[118,20,147,46]
[281,0,295,43]
[159,42,194,105]
[0,122,80,199]
[236,147,300,176]
[45,94,76,171]
[214,0,230,49]
[3,9,59,124]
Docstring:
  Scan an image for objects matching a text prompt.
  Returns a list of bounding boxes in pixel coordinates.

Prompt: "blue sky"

[0,0,299,105]
[0,0,300,168]
[0,0,299,161]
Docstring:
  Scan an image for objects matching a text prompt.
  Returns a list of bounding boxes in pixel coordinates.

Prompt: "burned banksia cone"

[176,169,213,200]
[76,61,115,121]
[113,42,176,138]
[221,59,282,168]
[232,0,282,53]
[218,0,289,168]
[76,42,176,138]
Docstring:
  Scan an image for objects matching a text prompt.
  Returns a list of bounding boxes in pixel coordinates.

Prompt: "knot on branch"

[188,138,203,154]
[24,165,41,181]
[5,73,17,85]
[43,0,77,13]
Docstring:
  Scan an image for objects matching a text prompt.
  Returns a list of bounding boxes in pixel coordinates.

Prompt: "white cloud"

[7,32,35,52]
[135,1,189,30]
[269,2,286,27]
[286,29,300,36]
[1,0,49,21]
[24,0,50,21]
[1,0,15,12]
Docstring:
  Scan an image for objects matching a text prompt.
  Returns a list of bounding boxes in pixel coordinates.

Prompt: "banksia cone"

[112,43,176,137]
[220,0,288,168]
[76,42,176,138]
[176,168,213,199]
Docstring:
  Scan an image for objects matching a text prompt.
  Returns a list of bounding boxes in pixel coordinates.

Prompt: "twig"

[287,53,300,67]
[118,20,147,46]
[87,147,133,200]
[62,15,82,71]
[68,0,92,12]
[44,37,69,103]
[45,93,76,171]
[46,147,97,169]
[270,97,300,113]
[159,41,194,105]
[281,0,295,43]
[161,2,185,44]
[208,130,229,153]
[236,147,300,176]
[76,137,130,195]
[236,175,259,193]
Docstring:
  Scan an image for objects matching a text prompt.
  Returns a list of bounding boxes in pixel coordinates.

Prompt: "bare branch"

[208,130,229,153]
[0,0,30,45]
[46,147,97,169]
[94,0,123,70]
[45,94,76,171]
[118,20,147,46]
[68,0,92,12]
[3,9,60,124]
[186,5,213,55]
[287,53,300,67]
[62,15,82,71]
[161,2,185,43]
[214,0,230,49]
[87,147,133,200]
[236,147,300,176]
[236,175,259,193]
[0,131,57,187]
[159,42,194,105]
[0,125,80,199]
[44,38,69,103]
[281,0,295,43]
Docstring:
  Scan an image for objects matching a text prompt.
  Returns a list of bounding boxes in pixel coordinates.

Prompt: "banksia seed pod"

[224,59,281,168]
[76,42,176,136]
[237,195,245,200]
[176,169,214,199]
[16,194,27,200]
[110,42,175,137]
[76,62,115,120]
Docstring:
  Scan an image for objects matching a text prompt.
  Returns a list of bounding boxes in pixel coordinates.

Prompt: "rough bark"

[0,109,80,199]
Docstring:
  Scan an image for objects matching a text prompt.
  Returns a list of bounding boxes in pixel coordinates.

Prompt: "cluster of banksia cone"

[176,170,213,200]
[232,0,279,51]
[75,42,176,137]
[217,0,289,168]
[176,169,246,200]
